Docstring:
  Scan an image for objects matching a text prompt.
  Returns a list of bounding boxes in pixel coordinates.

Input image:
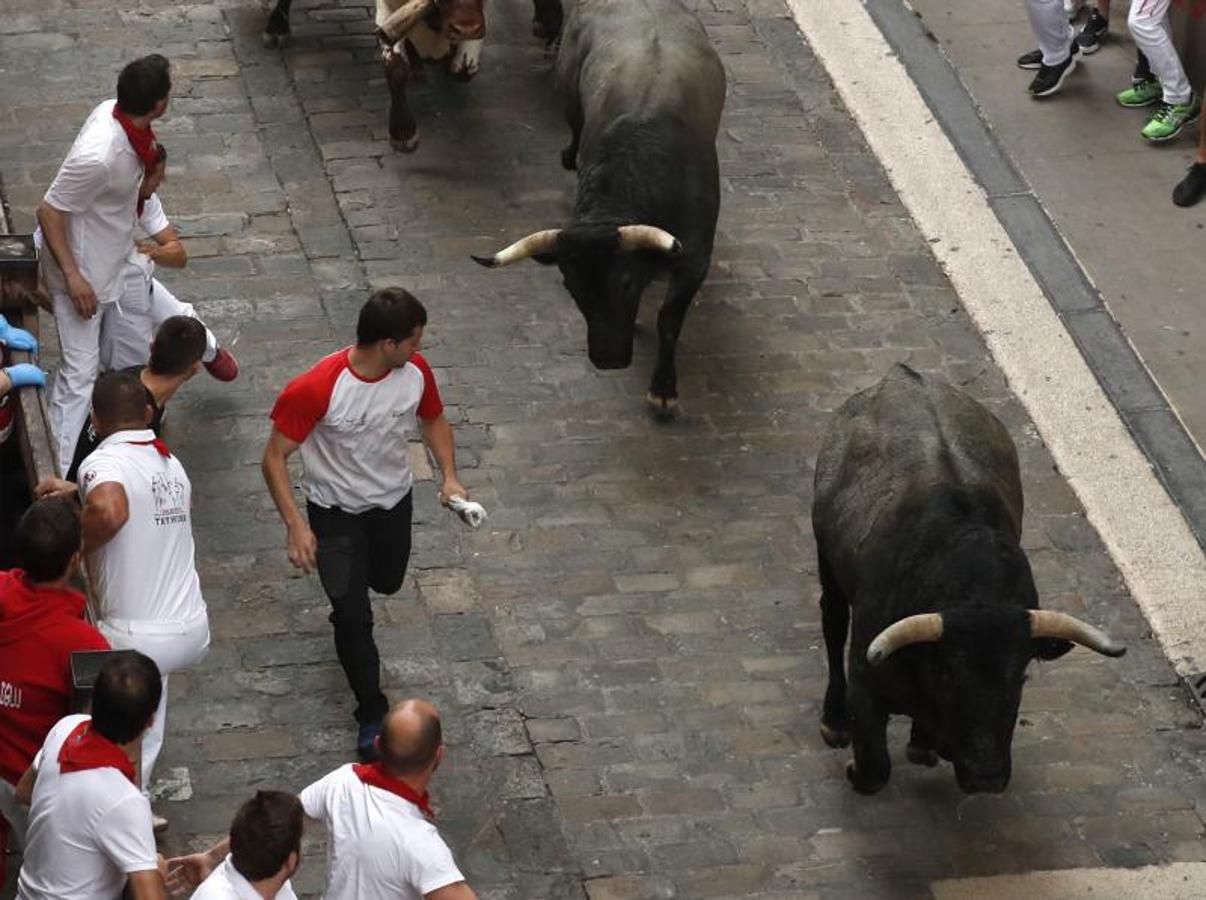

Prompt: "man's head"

[90,371,152,438]
[91,651,162,745]
[116,54,172,119]
[378,699,444,779]
[15,497,81,583]
[356,287,427,368]
[139,146,168,201]
[149,316,206,378]
[230,791,304,885]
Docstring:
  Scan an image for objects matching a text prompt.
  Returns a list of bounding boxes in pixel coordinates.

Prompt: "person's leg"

[1173,114,1206,206]
[1128,0,1191,104]
[366,490,414,596]
[308,502,389,727]
[101,265,156,372]
[147,278,218,363]
[1027,0,1075,65]
[47,291,102,475]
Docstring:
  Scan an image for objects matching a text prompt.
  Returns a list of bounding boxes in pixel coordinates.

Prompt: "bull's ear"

[532,253,558,266]
[1034,638,1074,661]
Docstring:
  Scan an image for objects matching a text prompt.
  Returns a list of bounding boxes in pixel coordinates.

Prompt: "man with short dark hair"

[37,370,209,792]
[299,699,473,900]
[177,791,303,899]
[37,54,172,474]
[0,499,109,848]
[262,289,468,760]
[66,314,207,481]
[14,651,166,899]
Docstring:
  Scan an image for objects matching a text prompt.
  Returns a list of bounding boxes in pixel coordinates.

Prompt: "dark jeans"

[307,491,412,725]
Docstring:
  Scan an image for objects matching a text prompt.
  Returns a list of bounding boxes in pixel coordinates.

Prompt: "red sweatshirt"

[0,569,108,786]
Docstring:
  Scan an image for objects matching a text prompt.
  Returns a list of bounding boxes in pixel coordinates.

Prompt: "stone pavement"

[2,1,1206,897]
[904,0,1206,465]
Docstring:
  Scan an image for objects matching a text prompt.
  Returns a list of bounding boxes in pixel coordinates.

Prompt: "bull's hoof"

[820,722,851,749]
[560,146,577,170]
[391,132,421,153]
[450,67,477,83]
[846,762,889,795]
[906,744,939,767]
[261,30,289,49]
[645,393,679,421]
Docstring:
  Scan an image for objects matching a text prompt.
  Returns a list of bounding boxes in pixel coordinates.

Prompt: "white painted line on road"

[931,862,1206,898]
[784,0,1206,675]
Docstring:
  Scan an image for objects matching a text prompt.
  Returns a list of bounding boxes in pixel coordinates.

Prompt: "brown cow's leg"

[263,0,294,47]
[381,38,419,153]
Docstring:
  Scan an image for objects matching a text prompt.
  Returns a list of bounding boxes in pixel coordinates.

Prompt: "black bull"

[812,365,1125,795]
[472,0,726,419]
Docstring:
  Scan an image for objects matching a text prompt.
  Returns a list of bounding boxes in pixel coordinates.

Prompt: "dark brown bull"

[262,0,563,153]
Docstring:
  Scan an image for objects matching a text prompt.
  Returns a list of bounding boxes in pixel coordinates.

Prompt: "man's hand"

[66,272,98,318]
[287,522,318,573]
[136,239,159,258]
[35,477,78,500]
[164,851,218,896]
[4,363,47,390]
[0,314,38,353]
[438,476,469,506]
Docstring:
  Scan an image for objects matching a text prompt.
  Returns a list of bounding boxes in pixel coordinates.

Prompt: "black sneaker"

[1028,43,1080,97]
[1173,163,1206,208]
[1017,49,1043,70]
[1077,11,1108,54]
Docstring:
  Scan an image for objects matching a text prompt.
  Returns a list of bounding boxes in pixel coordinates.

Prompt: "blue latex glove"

[0,314,38,354]
[3,363,46,389]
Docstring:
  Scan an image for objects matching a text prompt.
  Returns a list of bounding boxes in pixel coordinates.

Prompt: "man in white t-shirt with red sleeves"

[262,287,468,761]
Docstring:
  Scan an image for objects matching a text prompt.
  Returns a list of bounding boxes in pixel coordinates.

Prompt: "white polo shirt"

[299,764,464,900]
[17,714,158,900]
[79,428,206,625]
[190,855,299,900]
[270,349,444,514]
[40,99,144,305]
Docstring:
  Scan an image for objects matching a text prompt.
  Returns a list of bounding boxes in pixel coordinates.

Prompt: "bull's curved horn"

[1029,610,1126,657]
[866,613,944,665]
[617,225,682,255]
[471,229,561,268]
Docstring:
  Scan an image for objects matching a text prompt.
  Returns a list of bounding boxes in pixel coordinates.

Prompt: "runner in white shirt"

[181,791,303,900]
[302,699,472,900]
[37,371,209,791]
[13,652,166,900]
[262,288,468,761]
[100,147,238,380]
[36,54,172,475]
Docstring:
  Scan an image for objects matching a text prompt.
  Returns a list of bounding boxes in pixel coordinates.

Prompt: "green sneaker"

[1116,77,1162,108]
[1141,95,1202,143]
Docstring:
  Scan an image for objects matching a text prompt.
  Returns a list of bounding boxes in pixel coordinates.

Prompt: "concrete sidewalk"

[904,1,1206,475]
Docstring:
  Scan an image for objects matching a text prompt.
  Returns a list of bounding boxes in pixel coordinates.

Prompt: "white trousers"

[1027,0,1076,66]
[48,290,110,475]
[1128,0,1191,104]
[101,266,219,373]
[98,611,210,791]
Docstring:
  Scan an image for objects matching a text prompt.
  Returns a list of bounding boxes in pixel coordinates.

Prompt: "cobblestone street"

[3,1,1206,897]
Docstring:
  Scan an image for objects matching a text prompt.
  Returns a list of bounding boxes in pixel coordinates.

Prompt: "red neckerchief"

[57,720,137,784]
[125,437,171,458]
[112,104,159,216]
[353,762,434,819]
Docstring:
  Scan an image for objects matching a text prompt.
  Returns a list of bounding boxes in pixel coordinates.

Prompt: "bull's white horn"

[1029,609,1126,657]
[471,229,562,268]
[617,225,682,255]
[866,613,944,665]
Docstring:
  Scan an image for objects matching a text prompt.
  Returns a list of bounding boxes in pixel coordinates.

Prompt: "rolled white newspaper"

[446,495,488,529]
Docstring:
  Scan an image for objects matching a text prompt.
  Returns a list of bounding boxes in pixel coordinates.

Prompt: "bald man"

[166,700,474,900]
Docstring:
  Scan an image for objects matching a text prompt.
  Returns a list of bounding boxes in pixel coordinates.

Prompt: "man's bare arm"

[82,482,129,553]
[419,414,467,504]
[125,869,167,900]
[36,202,96,317]
[262,428,317,572]
[137,224,186,270]
[426,883,477,900]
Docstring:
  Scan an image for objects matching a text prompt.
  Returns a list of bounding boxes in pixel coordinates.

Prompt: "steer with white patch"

[263,0,563,153]
[813,364,1126,795]
[472,0,726,418]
